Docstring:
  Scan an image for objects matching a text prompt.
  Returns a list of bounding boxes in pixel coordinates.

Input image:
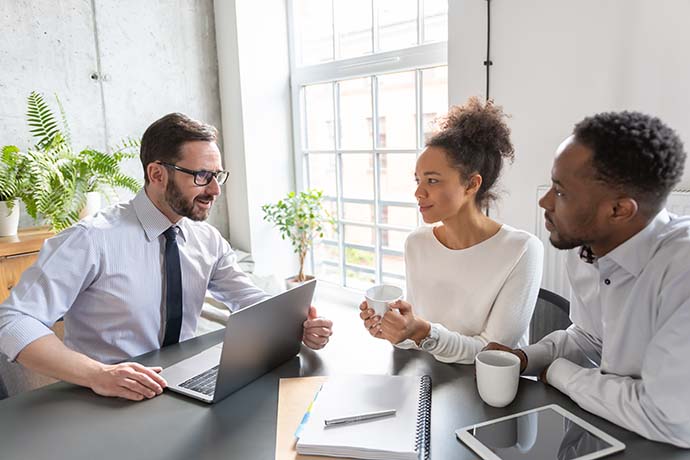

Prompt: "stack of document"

[296,374,431,460]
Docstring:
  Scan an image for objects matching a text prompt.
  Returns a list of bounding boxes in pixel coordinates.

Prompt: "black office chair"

[529,288,571,344]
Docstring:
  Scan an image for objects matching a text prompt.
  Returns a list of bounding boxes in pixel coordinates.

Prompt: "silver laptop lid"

[211,278,316,402]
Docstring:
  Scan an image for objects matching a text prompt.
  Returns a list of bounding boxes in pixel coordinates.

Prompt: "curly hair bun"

[428,97,514,208]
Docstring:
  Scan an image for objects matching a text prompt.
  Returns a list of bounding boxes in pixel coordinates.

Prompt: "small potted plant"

[262,189,335,288]
[0,145,25,236]
[21,91,141,231]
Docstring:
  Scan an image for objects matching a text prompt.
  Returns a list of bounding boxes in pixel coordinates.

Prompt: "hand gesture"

[302,306,333,350]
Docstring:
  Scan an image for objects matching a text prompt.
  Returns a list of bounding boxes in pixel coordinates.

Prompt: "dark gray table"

[0,299,687,460]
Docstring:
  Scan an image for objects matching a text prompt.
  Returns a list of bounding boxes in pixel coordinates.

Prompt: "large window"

[288,0,448,289]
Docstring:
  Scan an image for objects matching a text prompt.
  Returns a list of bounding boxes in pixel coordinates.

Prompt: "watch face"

[421,337,437,351]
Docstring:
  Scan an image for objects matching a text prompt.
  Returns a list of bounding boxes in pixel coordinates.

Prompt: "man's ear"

[610,197,638,223]
[147,162,167,186]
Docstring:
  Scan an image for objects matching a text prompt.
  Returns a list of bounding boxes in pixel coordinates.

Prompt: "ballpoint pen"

[324,409,397,427]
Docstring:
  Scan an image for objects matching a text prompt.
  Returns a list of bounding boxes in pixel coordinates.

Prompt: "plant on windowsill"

[0,145,27,236]
[262,189,335,288]
[21,91,142,232]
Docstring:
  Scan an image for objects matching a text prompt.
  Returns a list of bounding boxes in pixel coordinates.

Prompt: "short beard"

[549,236,584,250]
[165,179,211,222]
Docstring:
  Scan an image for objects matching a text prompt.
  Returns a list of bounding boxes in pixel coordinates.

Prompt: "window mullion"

[372,75,382,285]
[418,0,424,45]
[333,81,346,286]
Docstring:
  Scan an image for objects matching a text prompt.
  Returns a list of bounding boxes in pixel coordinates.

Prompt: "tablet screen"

[467,407,613,460]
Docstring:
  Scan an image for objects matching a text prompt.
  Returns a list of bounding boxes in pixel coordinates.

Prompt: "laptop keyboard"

[179,365,219,397]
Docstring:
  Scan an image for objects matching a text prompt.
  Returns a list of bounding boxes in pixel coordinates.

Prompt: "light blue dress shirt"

[0,190,269,364]
[522,209,690,447]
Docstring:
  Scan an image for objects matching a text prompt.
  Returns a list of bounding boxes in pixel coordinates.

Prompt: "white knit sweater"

[396,225,543,364]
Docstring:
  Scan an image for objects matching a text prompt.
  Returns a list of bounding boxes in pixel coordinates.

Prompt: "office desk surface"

[0,292,687,460]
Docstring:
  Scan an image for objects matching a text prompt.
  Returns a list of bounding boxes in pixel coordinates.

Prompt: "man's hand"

[538,364,550,385]
[88,362,167,401]
[302,306,333,350]
[483,342,528,373]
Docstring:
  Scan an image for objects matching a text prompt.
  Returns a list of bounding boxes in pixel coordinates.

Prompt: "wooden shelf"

[0,227,54,257]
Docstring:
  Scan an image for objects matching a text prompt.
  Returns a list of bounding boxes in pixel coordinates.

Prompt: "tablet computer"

[455,404,625,460]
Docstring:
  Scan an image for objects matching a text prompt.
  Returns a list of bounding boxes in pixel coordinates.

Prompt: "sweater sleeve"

[426,236,544,364]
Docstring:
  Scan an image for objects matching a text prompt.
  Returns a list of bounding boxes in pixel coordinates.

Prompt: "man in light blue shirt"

[487,111,690,447]
[0,113,333,401]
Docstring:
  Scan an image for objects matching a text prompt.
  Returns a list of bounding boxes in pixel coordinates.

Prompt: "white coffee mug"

[475,350,521,408]
[365,284,403,318]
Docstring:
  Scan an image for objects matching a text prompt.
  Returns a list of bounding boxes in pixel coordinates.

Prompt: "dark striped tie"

[162,226,182,346]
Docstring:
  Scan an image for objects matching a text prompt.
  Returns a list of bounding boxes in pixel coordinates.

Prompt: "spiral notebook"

[295,375,432,460]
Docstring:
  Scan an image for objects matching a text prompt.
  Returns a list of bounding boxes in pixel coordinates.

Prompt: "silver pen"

[324,409,397,426]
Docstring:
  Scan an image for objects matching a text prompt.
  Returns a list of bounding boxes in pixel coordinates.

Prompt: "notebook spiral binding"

[415,375,432,460]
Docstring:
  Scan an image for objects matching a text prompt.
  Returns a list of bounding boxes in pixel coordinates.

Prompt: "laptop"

[160,279,316,403]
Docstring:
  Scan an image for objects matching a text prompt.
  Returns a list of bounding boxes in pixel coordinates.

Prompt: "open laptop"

[160,279,316,403]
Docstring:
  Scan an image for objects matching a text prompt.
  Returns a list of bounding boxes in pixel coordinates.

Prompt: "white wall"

[0,0,228,235]
[449,0,690,235]
[214,0,297,279]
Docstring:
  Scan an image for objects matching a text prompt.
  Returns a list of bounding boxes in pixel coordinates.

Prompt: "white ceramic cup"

[475,350,521,408]
[365,284,403,318]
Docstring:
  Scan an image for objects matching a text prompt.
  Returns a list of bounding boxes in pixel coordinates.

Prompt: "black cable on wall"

[484,0,493,216]
[484,0,492,101]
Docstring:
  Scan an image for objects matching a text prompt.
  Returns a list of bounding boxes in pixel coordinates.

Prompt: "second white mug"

[475,350,521,408]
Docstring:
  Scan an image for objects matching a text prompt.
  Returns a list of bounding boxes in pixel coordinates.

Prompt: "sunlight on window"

[291,0,447,288]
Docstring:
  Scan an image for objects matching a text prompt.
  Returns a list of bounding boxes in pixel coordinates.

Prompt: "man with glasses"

[0,113,333,401]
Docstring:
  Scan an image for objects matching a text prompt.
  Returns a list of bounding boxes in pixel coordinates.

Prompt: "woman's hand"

[377,300,430,346]
[359,301,384,339]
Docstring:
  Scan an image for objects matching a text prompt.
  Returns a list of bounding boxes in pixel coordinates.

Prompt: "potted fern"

[21,92,141,231]
[262,189,335,288]
[0,146,25,236]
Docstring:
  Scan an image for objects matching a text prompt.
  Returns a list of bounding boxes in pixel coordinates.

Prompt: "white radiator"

[535,186,690,300]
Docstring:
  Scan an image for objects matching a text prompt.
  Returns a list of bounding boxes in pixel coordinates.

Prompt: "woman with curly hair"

[359,97,543,364]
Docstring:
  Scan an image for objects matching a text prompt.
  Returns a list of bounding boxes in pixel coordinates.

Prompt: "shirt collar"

[132,189,188,242]
[598,208,671,277]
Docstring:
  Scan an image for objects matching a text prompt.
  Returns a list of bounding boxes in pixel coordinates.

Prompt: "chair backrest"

[0,374,7,400]
[0,353,58,398]
[0,320,63,399]
[529,288,572,344]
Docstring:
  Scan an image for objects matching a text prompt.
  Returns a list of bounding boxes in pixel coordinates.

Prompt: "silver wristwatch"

[419,324,439,352]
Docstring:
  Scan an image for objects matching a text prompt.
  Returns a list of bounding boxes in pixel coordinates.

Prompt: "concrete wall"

[449,0,690,235]
[0,0,229,235]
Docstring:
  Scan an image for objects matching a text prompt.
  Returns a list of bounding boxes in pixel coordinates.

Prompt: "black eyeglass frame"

[157,161,229,186]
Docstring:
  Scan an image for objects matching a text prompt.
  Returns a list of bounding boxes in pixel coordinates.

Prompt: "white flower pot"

[0,200,20,237]
[285,274,315,290]
[79,192,101,219]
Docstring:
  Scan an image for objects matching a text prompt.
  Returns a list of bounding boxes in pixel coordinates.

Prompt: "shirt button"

[604,278,611,285]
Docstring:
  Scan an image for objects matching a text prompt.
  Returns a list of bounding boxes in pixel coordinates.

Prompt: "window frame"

[287,0,447,288]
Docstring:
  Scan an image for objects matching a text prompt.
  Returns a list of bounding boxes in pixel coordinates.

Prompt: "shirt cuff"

[394,339,418,350]
[0,316,54,361]
[546,358,582,393]
[521,342,554,376]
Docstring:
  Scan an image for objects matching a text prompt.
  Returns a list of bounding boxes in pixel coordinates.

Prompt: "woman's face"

[414,146,476,224]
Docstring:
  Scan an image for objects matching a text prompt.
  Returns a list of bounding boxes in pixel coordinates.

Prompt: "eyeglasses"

[157,161,230,186]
